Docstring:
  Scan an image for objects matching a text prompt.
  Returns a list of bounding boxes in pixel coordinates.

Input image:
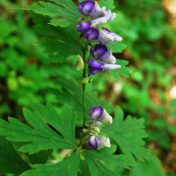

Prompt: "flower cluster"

[77,0,122,75]
[86,106,112,150]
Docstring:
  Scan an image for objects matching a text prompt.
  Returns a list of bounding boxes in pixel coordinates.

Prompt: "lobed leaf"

[0,104,77,154]
[102,107,152,163]
[29,0,80,27]
[21,152,80,176]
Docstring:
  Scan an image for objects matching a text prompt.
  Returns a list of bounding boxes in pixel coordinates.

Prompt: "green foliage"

[0,104,76,154]
[102,107,152,163]
[21,152,80,176]
[0,0,174,175]
[32,14,82,61]
[130,159,166,176]
[0,137,30,175]
[29,0,80,27]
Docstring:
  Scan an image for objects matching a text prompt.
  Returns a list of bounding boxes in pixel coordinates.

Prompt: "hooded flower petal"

[90,44,110,59]
[88,60,120,75]
[89,106,104,120]
[87,136,111,150]
[98,28,123,44]
[91,9,116,27]
[77,21,92,32]
[90,44,116,64]
[89,106,113,124]
[83,28,99,41]
[78,0,95,15]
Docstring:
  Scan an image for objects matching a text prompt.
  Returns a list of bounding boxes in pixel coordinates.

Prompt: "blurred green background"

[0,0,176,175]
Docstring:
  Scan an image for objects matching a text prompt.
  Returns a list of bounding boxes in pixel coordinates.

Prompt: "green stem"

[82,45,87,127]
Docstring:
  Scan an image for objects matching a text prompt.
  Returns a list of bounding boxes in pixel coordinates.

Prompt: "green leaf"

[32,14,82,62]
[108,42,127,53]
[102,107,152,162]
[29,0,80,27]
[28,150,52,164]
[21,152,80,176]
[99,0,116,10]
[0,104,77,154]
[83,148,133,176]
[130,157,166,176]
[0,137,30,175]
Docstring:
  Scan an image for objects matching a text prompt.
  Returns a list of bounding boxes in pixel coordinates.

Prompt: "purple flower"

[89,106,104,120]
[78,1,105,18]
[88,59,121,75]
[83,28,99,41]
[77,21,92,32]
[98,28,123,44]
[90,44,116,64]
[87,135,111,150]
[90,44,109,59]
[78,0,95,16]
[89,106,113,124]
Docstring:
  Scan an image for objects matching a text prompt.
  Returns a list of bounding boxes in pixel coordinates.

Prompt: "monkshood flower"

[77,21,92,32]
[78,0,103,17]
[91,9,116,27]
[88,59,121,75]
[89,106,113,124]
[90,44,116,64]
[78,1,116,26]
[87,135,111,150]
[83,28,99,41]
[98,28,123,44]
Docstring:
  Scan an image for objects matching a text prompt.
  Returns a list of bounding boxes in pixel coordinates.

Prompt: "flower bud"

[90,44,116,64]
[78,0,95,16]
[83,28,99,41]
[88,60,121,75]
[91,9,116,26]
[87,135,111,150]
[98,28,123,44]
[77,21,92,32]
[89,106,113,124]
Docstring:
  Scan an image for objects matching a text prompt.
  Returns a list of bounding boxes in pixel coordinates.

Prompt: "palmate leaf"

[102,107,152,163]
[29,0,80,27]
[130,157,166,176]
[32,14,82,62]
[21,152,80,176]
[0,104,77,154]
[82,148,134,176]
[0,137,30,175]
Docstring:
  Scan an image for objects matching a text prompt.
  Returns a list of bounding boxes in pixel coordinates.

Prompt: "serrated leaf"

[32,14,82,62]
[130,157,166,176]
[0,137,30,175]
[29,0,80,27]
[0,104,77,154]
[21,152,80,176]
[102,107,152,162]
[83,148,134,176]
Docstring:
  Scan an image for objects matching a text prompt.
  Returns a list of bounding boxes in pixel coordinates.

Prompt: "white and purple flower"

[87,135,111,150]
[83,28,99,41]
[98,28,123,44]
[77,21,92,32]
[90,44,116,64]
[89,106,113,124]
[88,59,121,75]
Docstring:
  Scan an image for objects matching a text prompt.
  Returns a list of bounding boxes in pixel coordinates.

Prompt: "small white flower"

[98,28,123,44]
[91,8,116,27]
